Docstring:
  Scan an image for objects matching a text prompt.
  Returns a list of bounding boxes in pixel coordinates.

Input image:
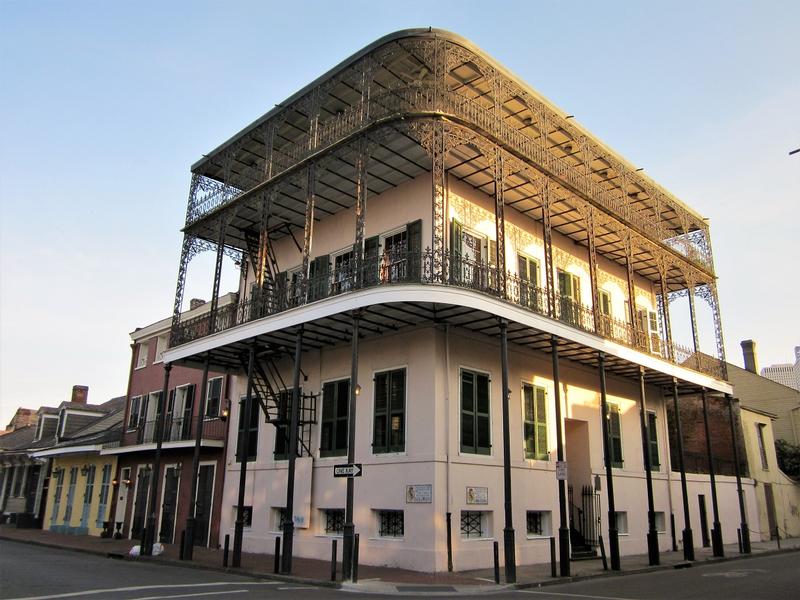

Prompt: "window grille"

[274,507,287,531]
[461,511,484,538]
[526,511,544,536]
[324,509,345,535]
[378,510,404,537]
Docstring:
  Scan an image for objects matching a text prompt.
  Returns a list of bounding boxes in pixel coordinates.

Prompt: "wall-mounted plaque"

[406,484,432,503]
[466,486,488,505]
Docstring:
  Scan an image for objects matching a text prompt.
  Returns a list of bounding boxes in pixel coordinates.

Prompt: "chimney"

[189,298,206,311]
[71,385,89,404]
[741,340,758,373]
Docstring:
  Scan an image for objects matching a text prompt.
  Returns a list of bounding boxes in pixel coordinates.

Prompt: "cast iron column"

[551,335,570,576]
[183,354,211,560]
[233,341,257,567]
[637,367,659,565]
[499,320,516,582]
[281,326,304,573]
[599,351,620,570]
[701,388,724,557]
[672,378,695,560]
[142,363,171,556]
[342,312,360,580]
[727,395,751,553]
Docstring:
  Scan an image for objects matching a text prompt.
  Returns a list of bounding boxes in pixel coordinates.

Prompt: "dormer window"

[155,334,168,363]
[136,342,149,369]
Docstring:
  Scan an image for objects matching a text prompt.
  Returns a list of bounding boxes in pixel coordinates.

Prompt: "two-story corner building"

[162,30,755,573]
[100,297,233,547]
[34,397,125,536]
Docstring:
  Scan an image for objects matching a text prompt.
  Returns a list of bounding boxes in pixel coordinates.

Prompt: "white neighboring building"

[760,346,800,391]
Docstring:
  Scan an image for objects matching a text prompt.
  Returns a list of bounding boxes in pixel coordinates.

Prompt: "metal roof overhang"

[163,285,731,395]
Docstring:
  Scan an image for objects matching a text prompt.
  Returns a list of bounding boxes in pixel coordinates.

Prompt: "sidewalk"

[1,525,798,595]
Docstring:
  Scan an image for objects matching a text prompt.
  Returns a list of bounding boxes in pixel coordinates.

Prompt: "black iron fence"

[122,416,226,447]
[172,247,725,380]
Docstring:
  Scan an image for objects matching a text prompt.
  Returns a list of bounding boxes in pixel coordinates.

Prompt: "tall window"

[518,254,540,311]
[756,423,769,470]
[50,468,64,524]
[274,388,298,460]
[461,369,491,455]
[320,379,350,457]
[608,404,623,468]
[63,466,78,523]
[236,396,259,462]
[522,384,547,460]
[135,342,149,369]
[205,377,223,417]
[95,464,112,528]
[373,369,406,454]
[647,411,660,468]
[557,270,581,326]
[128,396,142,430]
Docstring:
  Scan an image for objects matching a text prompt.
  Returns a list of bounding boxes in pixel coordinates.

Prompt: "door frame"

[193,461,217,547]
[157,463,181,544]
[129,463,151,540]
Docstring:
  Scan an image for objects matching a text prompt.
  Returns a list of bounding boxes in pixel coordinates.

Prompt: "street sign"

[334,463,363,478]
[556,460,568,481]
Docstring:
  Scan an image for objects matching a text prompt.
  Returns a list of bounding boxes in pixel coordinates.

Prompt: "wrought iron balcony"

[121,416,226,447]
[172,248,725,381]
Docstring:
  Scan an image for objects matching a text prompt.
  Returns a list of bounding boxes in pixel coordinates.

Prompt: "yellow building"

[739,405,800,540]
[32,401,124,536]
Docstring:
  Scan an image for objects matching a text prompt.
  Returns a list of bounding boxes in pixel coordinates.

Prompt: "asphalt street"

[1,539,798,600]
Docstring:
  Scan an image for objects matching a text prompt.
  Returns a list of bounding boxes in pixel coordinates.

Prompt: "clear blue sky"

[1,0,798,423]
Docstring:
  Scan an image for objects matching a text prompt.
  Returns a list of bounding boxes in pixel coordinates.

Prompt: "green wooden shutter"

[523,384,535,459]
[647,412,660,467]
[273,270,288,311]
[389,369,406,452]
[364,236,380,286]
[460,370,475,453]
[450,219,463,283]
[406,220,422,281]
[310,255,330,301]
[476,373,491,454]
[373,372,388,452]
[609,405,623,467]
[535,386,548,460]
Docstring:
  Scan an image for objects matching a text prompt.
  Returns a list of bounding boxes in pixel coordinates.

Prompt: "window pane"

[461,372,474,414]
[477,414,490,452]
[476,374,489,415]
[374,373,388,413]
[461,412,474,449]
[373,415,387,449]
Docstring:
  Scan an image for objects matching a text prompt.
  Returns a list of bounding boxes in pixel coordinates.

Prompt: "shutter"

[572,274,581,303]
[373,372,388,451]
[535,387,548,460]
[450,219,463,283]
[310,255,330,300]
[460,371,474,453]
[390,369,406,451]
[364,236,380,286]
[488,240,497,266]
[648,412,660,467]
[523,384,534,458]
[406,219,422,281]
[273,270,288,311]
[476,374,490,454]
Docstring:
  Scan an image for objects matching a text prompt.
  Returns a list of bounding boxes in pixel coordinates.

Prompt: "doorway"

[764,483,778,539]
[565,419,598,553]
[698,494,710,548]
[158,466,180,544]
[193,464,215,547]
[130,466,151,540]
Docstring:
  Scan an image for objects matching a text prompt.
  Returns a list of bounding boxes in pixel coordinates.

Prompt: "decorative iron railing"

[185,82,712,273]
[172,247,725,380]
[121,416,226,447]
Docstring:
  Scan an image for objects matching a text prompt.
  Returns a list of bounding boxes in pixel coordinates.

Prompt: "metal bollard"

[737,529,742,554]
[223,534,230,567]
[493,540,500,584]
[549,536,557,577]
[352,534,360,584]
[330,538,338,582]
[273,537,281,574]
[776,527,781,549]
[599,534,608,571]
[179,530,186,561]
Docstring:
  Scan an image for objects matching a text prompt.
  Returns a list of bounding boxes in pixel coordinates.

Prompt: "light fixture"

[220,399,231,422]
[80,465,90,476]
[112,478,119,487]
[355,384,362,396]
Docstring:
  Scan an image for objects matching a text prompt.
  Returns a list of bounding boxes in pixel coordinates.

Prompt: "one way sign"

[333,463,363,478]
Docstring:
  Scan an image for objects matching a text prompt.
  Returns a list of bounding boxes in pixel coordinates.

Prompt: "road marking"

[7,582,279,600]
[130,591,249,600]
[278,587,318,590]
[517,591,640,600]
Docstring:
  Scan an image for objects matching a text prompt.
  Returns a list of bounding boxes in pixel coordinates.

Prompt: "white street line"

[517,591,640,600]
[278,587,318,590]
[129,591,248,600]
[474,577,497,583]
[8,582,279,600]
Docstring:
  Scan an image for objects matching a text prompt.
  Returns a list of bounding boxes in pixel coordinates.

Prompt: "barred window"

[526,510,551,537]
[324,509,344,535]
[273,507,287,531]
[460,510,486,539]
[377,510,404,538]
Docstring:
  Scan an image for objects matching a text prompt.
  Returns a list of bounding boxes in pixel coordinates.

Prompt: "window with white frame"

[522,383,547,460]
[135,342,149,369]
[654,511,666,533]
[372,368,406,454]
[615,511,628,535]
[636,307,661,354]
[526,510,552,537]
[461,510,490,539]
[205,377,223,418]
[128,396,142,430]
[376,509,404,538]
[155,334,168,363]
[460,369,491,455]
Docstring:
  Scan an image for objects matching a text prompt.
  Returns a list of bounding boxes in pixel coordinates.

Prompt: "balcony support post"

[707,282,728,379]
[701,388,724,557]
[671,378,695,561]
[342,312,360,580]
[658,261,674,362]
[584,205,600,333]
[233,340,257,568]
[622,231,638,347]
[301,163,317,302]
[183,354,211,560]
[209,219,227,335]
[499,319,515,582]
[550,335,569,576]
[263,122,275,181]
[599,351,621,570]
[431,120,447,283]
[727,395,750,554]
[542,180,555,318]
[256,191,271,291]
[170,232,195,346]
[354,141,368,288]
[687,279,701,368]
[142,363,171,556]
[637,367,659,565]
[493,148,506,298]
[281,326,304,574]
